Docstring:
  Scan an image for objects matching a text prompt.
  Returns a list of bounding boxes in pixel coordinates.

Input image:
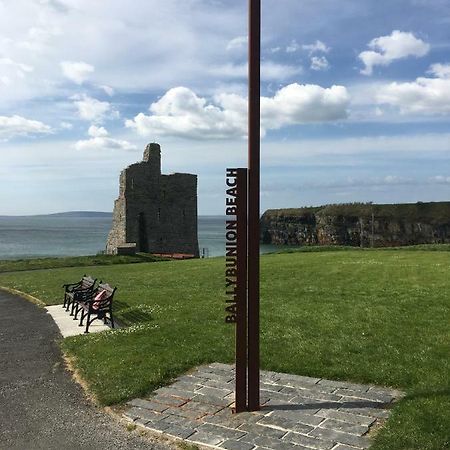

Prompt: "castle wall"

[105,172,127,254]
[106,143,199,257]
[156,173,198,255]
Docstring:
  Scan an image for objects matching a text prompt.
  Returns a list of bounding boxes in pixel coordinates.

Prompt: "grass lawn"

[0,249,448,450]
[0,253,163,274]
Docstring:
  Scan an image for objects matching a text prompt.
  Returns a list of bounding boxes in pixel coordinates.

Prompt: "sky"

[1,0,450,215]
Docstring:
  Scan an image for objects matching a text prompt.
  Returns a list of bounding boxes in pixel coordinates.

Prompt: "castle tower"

[106,143,199,257]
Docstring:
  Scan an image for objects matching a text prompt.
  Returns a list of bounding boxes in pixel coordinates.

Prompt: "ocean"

[0,214,280,260]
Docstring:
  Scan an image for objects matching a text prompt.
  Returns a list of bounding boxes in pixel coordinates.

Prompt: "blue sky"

[0,0,449,215]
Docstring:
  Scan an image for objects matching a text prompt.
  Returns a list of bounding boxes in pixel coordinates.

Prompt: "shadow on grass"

[114,299,154,325]
[401,387,450,401]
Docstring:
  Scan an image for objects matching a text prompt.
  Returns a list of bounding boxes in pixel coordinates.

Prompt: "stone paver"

[45,304,109,337]
[123,364,403,449]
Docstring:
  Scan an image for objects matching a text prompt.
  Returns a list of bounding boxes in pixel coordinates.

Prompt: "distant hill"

[46,211,113,218]
[0,211,113,218]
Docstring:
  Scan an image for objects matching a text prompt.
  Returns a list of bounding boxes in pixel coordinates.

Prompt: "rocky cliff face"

[260,202,450,247]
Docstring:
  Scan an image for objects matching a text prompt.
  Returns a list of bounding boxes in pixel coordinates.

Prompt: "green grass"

[0,249,449,449]
[272,243,450,253]
[264,201,450,223]
[0,253,164,273]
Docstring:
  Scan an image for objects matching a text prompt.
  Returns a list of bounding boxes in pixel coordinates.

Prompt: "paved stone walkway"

[46,304,110,337]
[124,363,403,450]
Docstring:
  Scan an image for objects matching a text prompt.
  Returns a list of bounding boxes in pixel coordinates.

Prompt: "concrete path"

[46,304,110,337]
[124,364,404,450]
[0,290,171,450]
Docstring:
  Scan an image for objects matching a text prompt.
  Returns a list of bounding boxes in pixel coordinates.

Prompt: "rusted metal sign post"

[247,0,261,412]
[225,168,248,413]
[224,0,261,413]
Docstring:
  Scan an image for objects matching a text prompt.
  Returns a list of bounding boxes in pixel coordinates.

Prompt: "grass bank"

[0,253,164,273]
[0,249,448,450]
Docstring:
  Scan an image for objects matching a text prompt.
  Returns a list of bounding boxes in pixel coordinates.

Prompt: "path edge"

[0,285,46,307]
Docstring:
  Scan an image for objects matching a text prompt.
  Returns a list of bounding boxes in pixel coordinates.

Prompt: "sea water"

[0,215,279,259]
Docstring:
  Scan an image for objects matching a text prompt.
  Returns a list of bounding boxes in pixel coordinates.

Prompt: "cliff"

[260,202,450,247]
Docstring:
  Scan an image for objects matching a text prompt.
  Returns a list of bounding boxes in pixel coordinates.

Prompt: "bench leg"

[109,307,115,329]
[74,303,80,320]
[69,301,76,316]
[84,312,91,334]
[79,309,85,326]
[75,301,84,320]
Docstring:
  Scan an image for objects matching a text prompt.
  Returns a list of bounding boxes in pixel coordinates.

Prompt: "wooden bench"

[74,283,117,334]
[62,275,96,315]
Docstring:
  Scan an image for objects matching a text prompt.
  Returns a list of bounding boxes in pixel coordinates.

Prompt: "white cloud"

[74,126,136,151]
[99,84,115,96]
[61,61,94,84]
[0,0,254,104]
[359,30,430,75]
[71,94,117,122]
[428,63,450,79]
[0,58,34,85]
[0,57,34,73]
[0,115,52,140]
[261,62,303,81]
[383,175,408,184]
[311,56,329,71]
[88,125,108,137]
[266,174,416,191]
[73,137,136,151]
[60,121,73,130]
[429,175,450,184]
[226,36,247,51]
[209,61,302,82]
[125,84,349,140]
[377,75,450,115]
[282,39,330,56]
[261,83,349,130]
[302,40,330,55]
[126,87,246,140]
[286,40,300,53]
[19,25,62,52]
[208,63,246,79]
[259,133,450,164]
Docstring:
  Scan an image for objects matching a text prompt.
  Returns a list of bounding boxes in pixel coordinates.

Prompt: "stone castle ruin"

[106,143,199,257]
